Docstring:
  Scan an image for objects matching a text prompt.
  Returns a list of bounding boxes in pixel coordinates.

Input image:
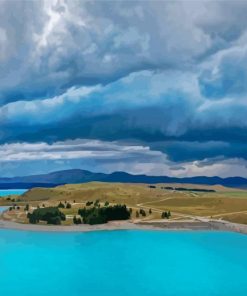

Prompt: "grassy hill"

[2,181,247,225]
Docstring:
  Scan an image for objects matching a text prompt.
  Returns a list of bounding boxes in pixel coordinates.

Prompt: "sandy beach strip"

[0,218,247,234]
[0,220,164,232]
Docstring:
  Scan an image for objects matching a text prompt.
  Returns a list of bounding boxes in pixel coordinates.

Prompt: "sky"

[1,0,247,178]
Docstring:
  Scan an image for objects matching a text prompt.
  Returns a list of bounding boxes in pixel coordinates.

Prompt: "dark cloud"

[1,1,247,177]
[1,0,247,105]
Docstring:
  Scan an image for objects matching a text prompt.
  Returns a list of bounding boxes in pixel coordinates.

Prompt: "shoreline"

[0,219,247,234]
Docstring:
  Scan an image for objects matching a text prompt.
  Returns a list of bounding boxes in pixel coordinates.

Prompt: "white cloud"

[0,139,163,162]
[172,158,247,178]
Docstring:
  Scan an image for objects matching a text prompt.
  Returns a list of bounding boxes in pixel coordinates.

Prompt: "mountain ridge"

[1,169,247,189]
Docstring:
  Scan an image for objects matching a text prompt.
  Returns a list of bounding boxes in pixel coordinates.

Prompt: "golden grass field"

[1,182,247,225]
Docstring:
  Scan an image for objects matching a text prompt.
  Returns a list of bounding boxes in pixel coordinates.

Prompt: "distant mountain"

[1,169,247,189]
[0,183,60,189]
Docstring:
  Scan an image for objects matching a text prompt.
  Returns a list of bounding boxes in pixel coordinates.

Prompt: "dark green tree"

[58,202,65,208]
[66,203,72,209]
[27,207,66,225]
[24,204,29,211]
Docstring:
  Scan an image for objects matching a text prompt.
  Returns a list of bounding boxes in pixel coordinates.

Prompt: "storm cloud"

[1,0,247,177]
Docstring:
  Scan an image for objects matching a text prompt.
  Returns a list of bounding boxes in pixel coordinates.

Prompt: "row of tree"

[161,211,171,219]
[78,204,131,225]
[58,201,72,209]
[136,208,152,218]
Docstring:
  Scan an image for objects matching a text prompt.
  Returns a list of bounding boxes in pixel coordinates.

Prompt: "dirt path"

[136,196,173,207]
[211,210,247,218]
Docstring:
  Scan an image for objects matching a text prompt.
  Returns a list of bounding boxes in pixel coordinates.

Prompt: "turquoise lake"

[0,189,27,197]
[0,230,246,296]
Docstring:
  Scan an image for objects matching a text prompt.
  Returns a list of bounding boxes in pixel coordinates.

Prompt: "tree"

[49,216,61,225]
[24,204,29,211]
[66,203,72,209]
[28,212,38,224]
[136,211,139,218]
[139,209,146,217]
[73,216,82,224]
[94,199,100,206]
[149,209,152,215]
[104,201,109,207]
[58,202,65,208]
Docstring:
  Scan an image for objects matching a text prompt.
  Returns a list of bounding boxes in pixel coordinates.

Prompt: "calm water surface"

[0,230,246,296]
[0,189,27,197]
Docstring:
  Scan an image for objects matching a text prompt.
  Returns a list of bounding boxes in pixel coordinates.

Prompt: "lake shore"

[0,218,247,234]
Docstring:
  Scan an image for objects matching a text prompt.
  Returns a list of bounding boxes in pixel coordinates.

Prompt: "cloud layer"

[1,0,247,177]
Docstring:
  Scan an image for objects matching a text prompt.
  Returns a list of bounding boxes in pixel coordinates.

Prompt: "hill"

[2,181,247,225]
